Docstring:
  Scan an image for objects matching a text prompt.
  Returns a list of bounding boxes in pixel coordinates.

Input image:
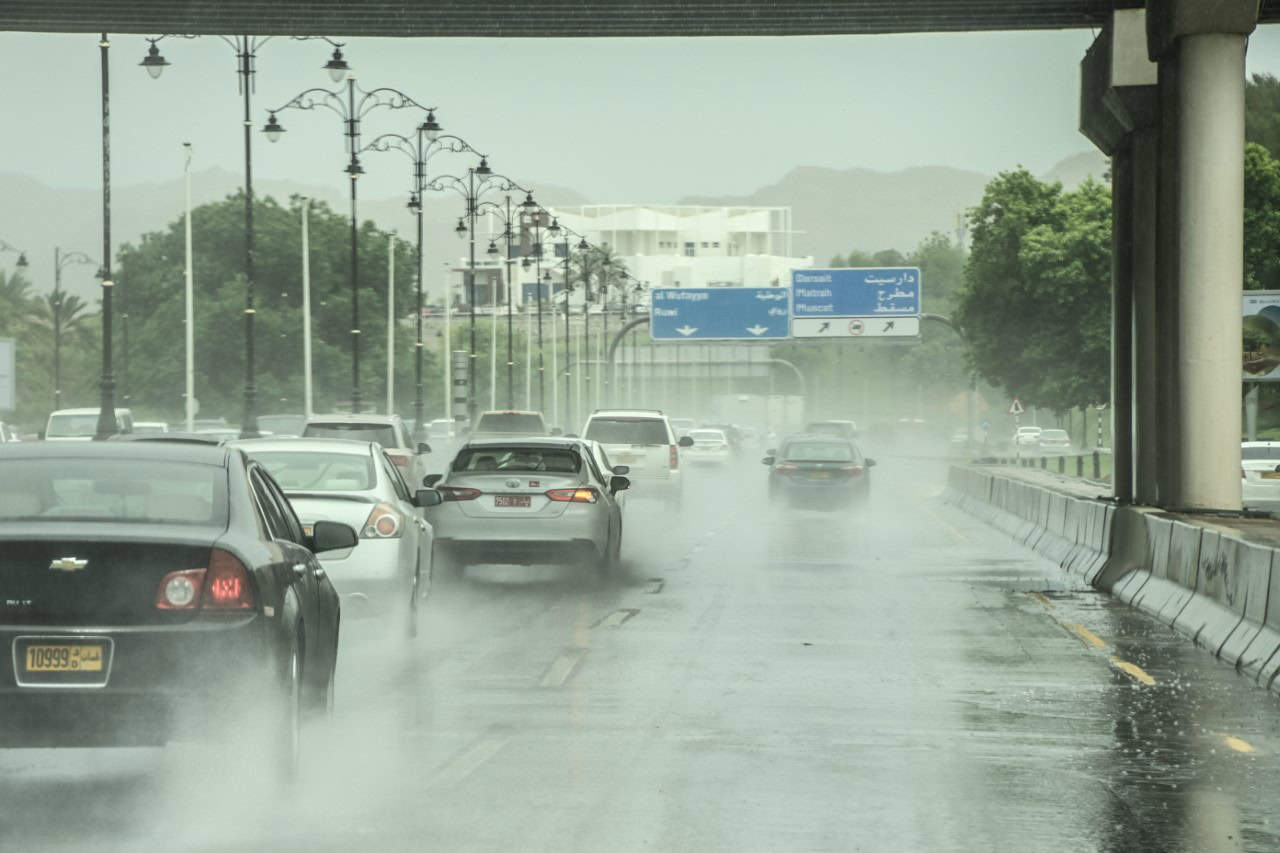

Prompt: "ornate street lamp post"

[52,248,97,410]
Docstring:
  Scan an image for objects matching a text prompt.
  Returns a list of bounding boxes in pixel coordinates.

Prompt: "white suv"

[303,413,432,489]
[580,409,692,509]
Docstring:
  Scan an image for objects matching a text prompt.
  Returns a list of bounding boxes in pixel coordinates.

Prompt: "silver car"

[231,437,441,636]
[302,413,432,493]
[425,437,629,578]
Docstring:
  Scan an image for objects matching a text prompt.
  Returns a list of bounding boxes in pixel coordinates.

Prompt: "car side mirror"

[865,458,877,467]
[612,464,630,475]
[610,475,630,493]
[413,488,443,508]
[762,456,775,466]
[416,442,432,454]
[308,520,358,554]
[678,435,694,448]
[423,473,443,487]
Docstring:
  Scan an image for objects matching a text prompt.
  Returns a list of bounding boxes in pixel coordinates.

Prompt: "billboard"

[1244,291,1280,381]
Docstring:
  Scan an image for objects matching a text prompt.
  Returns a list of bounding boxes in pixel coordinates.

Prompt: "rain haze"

[3,4,1280,852]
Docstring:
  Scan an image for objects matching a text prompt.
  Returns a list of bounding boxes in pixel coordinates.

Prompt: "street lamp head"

[521,257,531,270]
[475,157,492,177]
[15,252,28,269]
[486,240,499,257]
[547,217,561,236]
[345,158,365,179]
[455,218,467,239]
[407,192,422,213]
[140,40,170,79]
[542,270,552,282]
[420,110,442,143]
[262,113,286,143]
[519,192,537,210]
[323,46,351,84]
[577,237,589,252]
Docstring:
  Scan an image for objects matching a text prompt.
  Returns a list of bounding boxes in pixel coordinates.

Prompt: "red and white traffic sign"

[848,319,865,336]
[1008,398,1025,416]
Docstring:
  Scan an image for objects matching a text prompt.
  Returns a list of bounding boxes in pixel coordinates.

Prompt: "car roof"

[0,439,228,466]
[229,437,378,455]
[783,433,855,444]
[808,419,855,425]
[462,437,588,450]
[49,407,129,416]
[1242,441,1280,447]
[306,413,403,425]
[477,410,542,416]
[588,409,666,419]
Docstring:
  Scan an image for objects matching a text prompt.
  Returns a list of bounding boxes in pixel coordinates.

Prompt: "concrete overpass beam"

[1147,0,1257,510]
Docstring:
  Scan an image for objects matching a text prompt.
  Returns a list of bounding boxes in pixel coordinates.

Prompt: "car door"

[249,466,321,648]
[379,449,427,571]
[582,443,621,547]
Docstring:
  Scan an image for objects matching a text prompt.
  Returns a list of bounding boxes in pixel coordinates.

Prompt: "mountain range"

[0,150,1108,300]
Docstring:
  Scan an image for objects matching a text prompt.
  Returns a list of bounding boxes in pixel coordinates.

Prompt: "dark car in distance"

[0,441,354,773]
[763,433,874,508]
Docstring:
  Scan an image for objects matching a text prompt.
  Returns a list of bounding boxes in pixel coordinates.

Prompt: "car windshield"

[1243,445,1280,460]
[474,413,546,433]
[45,414,100,438]
[783,441,855,462]
[1041,430,1069,440]
[585,418,669,445]
[689,430,726,441]
[248,450,376,491]
[453,447,581,473]
[131,424,167,435]
[0,459,226,524]
[303,423,398,448]
[257,415,306,436]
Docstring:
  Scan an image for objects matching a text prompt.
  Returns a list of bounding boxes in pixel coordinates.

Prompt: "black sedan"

[0,440,354,772]
[763,433,875,508]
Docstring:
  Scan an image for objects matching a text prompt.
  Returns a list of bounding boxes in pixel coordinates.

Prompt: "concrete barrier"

[945,465,1280,696]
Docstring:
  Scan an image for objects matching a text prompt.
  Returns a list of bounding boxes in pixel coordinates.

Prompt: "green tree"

[1245,142,1280,290]
[1246,73,1280,159]
[955,169,1111,411]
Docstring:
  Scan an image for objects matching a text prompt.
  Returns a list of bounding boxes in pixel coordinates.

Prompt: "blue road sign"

[791,267,921,318]
[650,287,791,341]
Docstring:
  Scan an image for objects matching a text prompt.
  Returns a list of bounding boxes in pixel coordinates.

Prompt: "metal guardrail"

[976,448,1112,480]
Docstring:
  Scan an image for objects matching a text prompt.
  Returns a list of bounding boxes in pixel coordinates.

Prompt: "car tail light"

[546,487,598,504]
[203,549,255,610]
[387,452,411,470]
[156,569,206,610]
[774,463,797,474]
[669,445,679,469]
[840,464,865,476]
[362,502,403,538]
[439,486,482,501]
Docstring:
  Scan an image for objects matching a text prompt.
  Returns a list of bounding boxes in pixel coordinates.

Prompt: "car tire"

[276,629,303,781]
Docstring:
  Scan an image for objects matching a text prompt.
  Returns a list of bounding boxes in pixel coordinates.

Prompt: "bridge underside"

[6,1,1280,37]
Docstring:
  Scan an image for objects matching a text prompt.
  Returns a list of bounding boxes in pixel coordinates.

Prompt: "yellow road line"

[1030,592,1054,609]
[1109,656,1157,686]
[1222,735,1256,754]
[1066,623,1107,650]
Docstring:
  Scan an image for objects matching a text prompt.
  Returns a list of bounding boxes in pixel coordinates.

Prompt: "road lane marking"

[433,736,509,786]
[592,608,639,629]
[925,503,972,544]
[1108,656,1157,686]
[540,648,587,688]
[645,578,665,594]
[1030,592,1054,609]
[1222,735,1256,754]
[1066,623,1107,650]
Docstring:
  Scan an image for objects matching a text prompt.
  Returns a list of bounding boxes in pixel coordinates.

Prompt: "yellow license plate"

[25,644,104,672]
[1262,472,1280,480]
[809,472,831,479]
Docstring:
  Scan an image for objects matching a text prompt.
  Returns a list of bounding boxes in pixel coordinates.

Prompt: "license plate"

[808,471,831,480]
[494,495,531,508]
[1262,472,1280,480]
[25,644,104,672]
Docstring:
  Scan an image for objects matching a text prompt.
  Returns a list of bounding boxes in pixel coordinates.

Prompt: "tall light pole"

[95,33,118,440]
[364,123,483,435]
[141,34,349,437]
[530,209,560,414]
[424,159,523,422]
[49,248,97,411]
[183,143,195,432]
[264,77,433,414]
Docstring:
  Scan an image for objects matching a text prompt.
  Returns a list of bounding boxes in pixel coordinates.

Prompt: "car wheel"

[277,629,303,781]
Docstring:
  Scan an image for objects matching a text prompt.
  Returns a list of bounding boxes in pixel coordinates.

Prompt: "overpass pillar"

[1147,0,1256,510]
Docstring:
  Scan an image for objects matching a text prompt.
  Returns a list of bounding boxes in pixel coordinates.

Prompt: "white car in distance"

[685,428,732,464]
[1242,441,1280,512]
[1013,426,1043,447]
[303,413,431,490]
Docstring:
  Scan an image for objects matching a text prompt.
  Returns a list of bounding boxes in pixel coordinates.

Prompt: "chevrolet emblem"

[49,557,89,572]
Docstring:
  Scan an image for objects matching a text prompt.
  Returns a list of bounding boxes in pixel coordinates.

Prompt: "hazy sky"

[4,26,1280,202]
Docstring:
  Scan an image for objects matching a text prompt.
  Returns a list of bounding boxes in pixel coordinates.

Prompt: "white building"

[445,203,811,308]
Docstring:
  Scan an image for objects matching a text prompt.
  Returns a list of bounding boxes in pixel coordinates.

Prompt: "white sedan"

[232,437,441,636]
[1242,441,1280,512]
[685,428,732,464]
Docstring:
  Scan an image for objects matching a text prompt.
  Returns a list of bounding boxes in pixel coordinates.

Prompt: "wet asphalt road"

[4,452,1280,852]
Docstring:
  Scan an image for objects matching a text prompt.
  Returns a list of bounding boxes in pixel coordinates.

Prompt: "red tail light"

[440,486,482,501]
[387,452,411,470]
[669,445,679,469]
[546,487,598,503]
[840,465,865,476]
[203,549,255,610]
[361,502,403,538]
[774,463,797,474]
[156,569,206,610]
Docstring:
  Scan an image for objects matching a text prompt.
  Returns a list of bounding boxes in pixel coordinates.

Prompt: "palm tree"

[35,291,93,409]
[0,269,39,335]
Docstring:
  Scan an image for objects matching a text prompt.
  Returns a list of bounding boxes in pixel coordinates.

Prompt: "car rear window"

[585,418,670,445]
[783,441,856,462]
[0,459,227,525]
[452,447,581,473]
[805,422,850,438]
[45,414,100,438]
[247,450,377,492]
[1243,445,1280,460]
[689,430,726,441]
[303,423,398,448]
[475,413,546,433]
